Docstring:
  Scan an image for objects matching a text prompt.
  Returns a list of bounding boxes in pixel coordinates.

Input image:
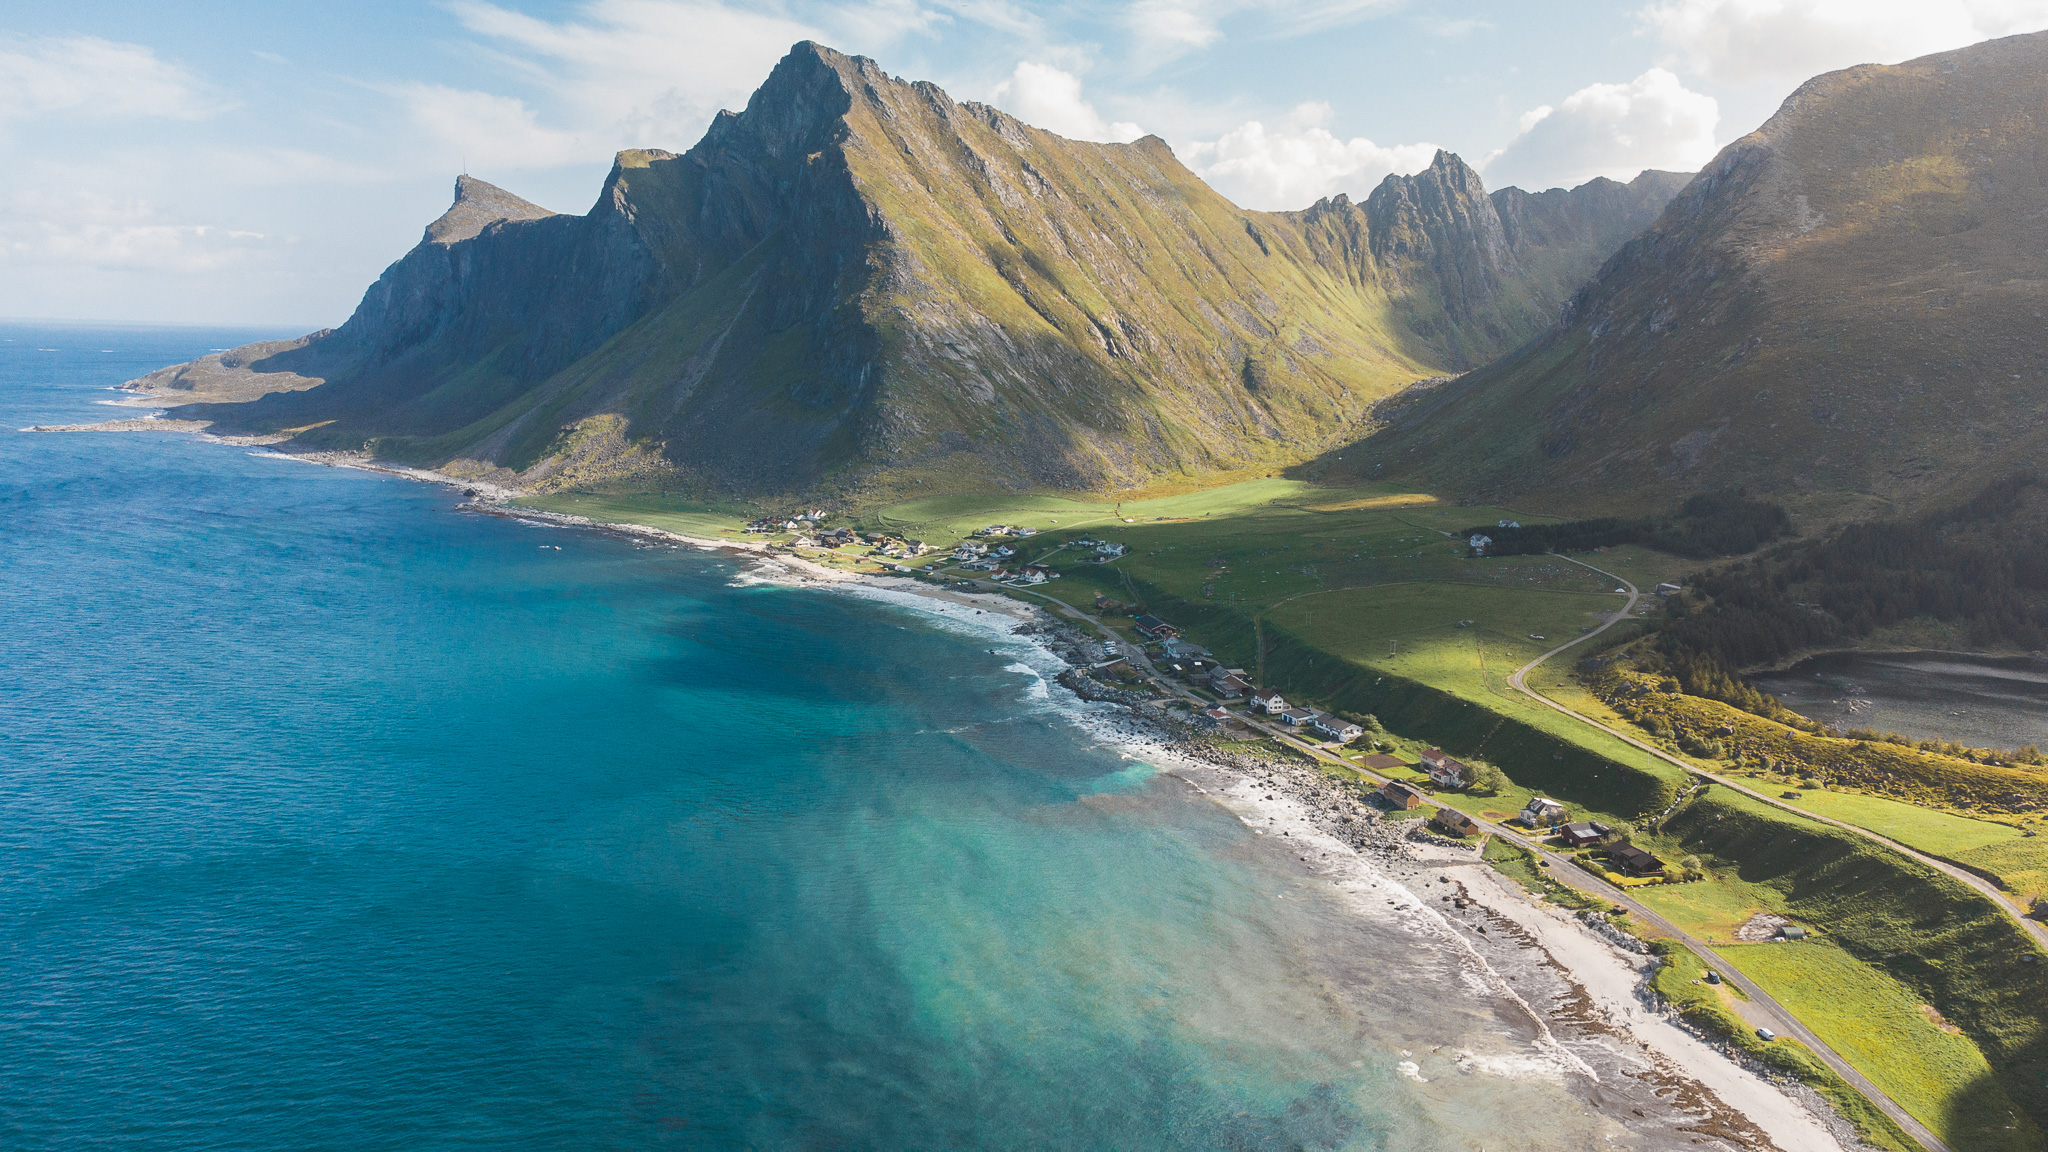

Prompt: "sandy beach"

[46,427,1860,1151]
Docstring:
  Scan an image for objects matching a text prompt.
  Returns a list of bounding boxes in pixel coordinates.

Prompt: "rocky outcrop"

[151,42,1689,498]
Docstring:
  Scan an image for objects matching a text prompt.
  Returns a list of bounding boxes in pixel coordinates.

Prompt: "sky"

[7,0,2048,326]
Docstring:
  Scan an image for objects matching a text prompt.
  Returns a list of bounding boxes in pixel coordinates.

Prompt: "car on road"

[1756,1027,1776,1041]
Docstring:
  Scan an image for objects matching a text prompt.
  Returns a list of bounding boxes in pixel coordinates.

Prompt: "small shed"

[1278,706,1317,726]
[1777,925,1808,941]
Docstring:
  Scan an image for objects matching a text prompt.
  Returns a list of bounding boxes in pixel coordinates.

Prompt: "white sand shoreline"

[52,427,1856,1150]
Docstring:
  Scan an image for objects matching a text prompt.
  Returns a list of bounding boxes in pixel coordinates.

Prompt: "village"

[730,508,1762,897]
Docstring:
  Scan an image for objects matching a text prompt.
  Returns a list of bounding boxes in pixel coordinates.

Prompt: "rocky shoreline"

[48,428,1859,1150]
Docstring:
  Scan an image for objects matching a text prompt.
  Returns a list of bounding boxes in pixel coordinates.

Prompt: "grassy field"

[1651,941,1921,1152]
[515,492,751,538]
[1724,940,2030,1151]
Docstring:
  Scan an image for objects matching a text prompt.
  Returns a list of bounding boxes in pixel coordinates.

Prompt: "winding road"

[1506,557,2048,954]
[937,551,2041,1151]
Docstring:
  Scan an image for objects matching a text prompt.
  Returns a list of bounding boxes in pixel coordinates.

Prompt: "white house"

[1420,748,1472,788]
[1312,715,1365,742]
[1095,542,1128,557]
[1278,706,1316,726]
[1248,688,1287,714]
[1520,796,1568,828]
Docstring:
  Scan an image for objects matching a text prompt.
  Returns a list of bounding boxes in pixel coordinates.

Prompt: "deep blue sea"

[1,325,1612,1149]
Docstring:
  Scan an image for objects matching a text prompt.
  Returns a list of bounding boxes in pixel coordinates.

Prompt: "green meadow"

[520,477,2048,1143]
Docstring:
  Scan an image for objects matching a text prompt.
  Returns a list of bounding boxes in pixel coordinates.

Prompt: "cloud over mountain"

[1484,68,1718,192]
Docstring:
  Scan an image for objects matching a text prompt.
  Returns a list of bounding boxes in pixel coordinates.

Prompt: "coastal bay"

[4,325,1856,1149]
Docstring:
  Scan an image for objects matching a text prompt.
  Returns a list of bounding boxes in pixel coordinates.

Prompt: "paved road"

[1505,557,2048,954]
[945,561,1957,1150]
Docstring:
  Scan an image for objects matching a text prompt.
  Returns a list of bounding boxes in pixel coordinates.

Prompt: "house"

[1433,809,1482,838]
[1381,781,1424,809]
[993,545,1016,558]
[1014,570,1047,586]
[1209,674,1253,699]
[1278,706,1317,726]
[1133,615,1178,640]
[1015,527,1038,537]
[1469,533,1493,554]
[1095,542,1128,557]
[1312,715,1365,742]
[1559,821,1612,848]
[1497,519,1520,529]
[1655,582,1683,596]
[1607,845,1665,877]
[1520,797,1569,828]
[1020,563,1053,579]
[955,541,988,558]
[1093,595,1126,612]
[1202,705,1232,723]
[903,540,927,556]
[1248,688,1287,714]
[1161,637,1210,660]
[1420,748,1472,789]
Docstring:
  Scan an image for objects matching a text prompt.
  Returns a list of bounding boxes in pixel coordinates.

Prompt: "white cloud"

[425,0,825,165]
[0,36,216,121]
[0,191,275,274]
[396,83,590,170]
[1182,103,1438,209]
[1484,68,1718,191]
[1127,0,1224,53]
[990,62,1144,142]
[1638,0,2048,87]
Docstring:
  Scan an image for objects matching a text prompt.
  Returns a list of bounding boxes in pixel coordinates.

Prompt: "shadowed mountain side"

[1340,30,2048,524]
[154,43,1685,498]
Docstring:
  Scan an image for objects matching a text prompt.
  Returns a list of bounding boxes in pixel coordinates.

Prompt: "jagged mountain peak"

[141,44,1688,499]
[424,175,556,246]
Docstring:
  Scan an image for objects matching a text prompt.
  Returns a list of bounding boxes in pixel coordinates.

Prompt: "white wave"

[1454,1048,1569,1082]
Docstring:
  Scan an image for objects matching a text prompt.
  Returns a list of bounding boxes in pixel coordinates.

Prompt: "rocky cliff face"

[161,43,1685,498]
[1350,30,2048,522]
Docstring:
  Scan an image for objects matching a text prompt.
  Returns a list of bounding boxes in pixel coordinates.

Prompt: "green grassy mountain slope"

[1347,30,2048,523]
[152,43,1681,498]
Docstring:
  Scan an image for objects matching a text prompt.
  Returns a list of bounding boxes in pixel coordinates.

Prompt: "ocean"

[0,324,1642,1149]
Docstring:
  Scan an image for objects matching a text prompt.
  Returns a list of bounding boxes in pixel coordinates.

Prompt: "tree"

[1470,761,1507,794]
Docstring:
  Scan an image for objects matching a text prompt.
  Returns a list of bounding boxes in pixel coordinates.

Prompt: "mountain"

[1348,31,2048,524]
[148,43,1683,498]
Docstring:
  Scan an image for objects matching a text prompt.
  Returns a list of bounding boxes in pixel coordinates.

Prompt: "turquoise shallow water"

[0,326,1609,1149]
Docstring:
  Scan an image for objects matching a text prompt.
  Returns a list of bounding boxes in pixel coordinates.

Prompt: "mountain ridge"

[146,42,1685,499]
[1342,30,2048,526]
